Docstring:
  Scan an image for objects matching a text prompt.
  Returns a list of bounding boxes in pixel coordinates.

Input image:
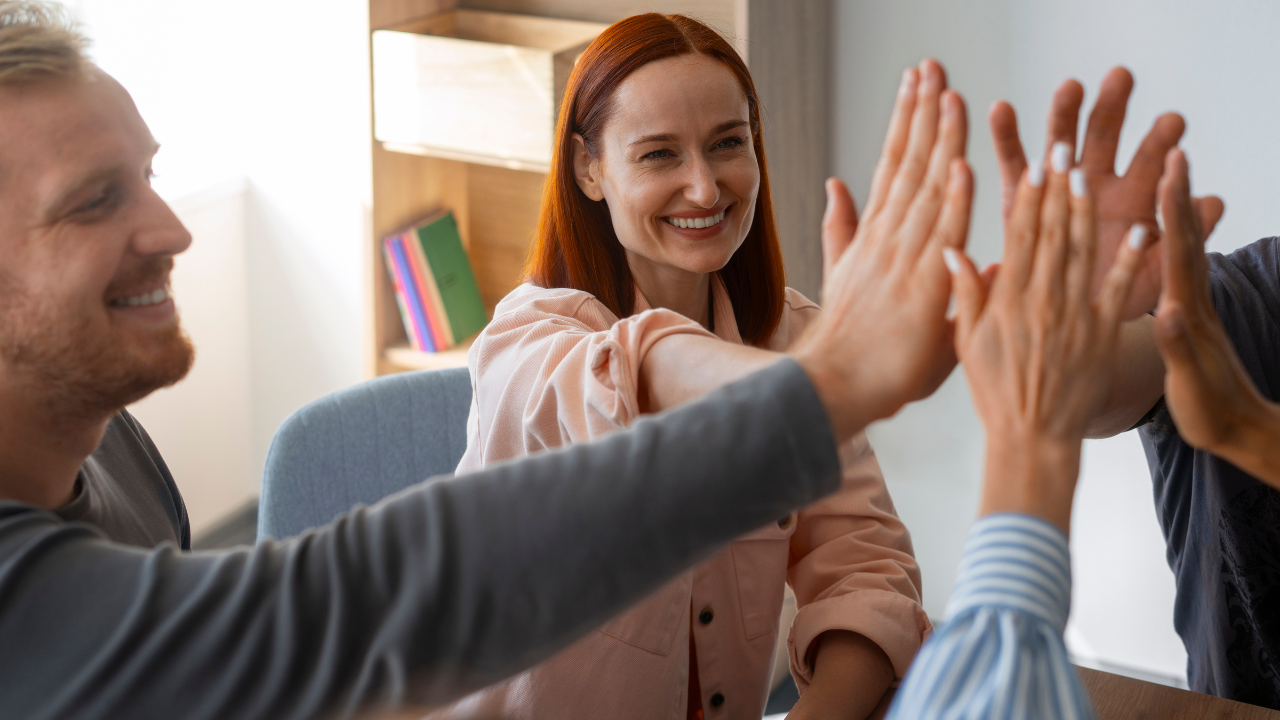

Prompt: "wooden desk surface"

[1079,667,1280,719]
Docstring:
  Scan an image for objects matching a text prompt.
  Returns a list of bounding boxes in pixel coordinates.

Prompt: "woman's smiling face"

[572,53,759,281]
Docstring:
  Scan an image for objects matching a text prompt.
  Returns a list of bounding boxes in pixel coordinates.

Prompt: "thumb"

[1193,195,1225,238]
[822,177,858,280]
[980,262,1001,293]
[944,247,985,351]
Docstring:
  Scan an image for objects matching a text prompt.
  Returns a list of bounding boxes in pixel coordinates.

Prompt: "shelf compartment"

[372,10,607,168]
[382,336,475,372]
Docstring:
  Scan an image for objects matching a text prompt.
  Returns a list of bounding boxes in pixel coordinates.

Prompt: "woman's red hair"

[525,13,785,346]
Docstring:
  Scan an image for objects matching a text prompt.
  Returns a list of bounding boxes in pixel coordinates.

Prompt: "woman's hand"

[794,58,973,438]
[1153,150,1280,487]
[947,144,1149,532]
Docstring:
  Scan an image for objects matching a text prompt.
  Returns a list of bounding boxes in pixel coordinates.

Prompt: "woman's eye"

[715,136,746,150]
[641,148,673,161]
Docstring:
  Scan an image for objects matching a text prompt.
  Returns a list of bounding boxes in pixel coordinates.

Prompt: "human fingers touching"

[1122,112,1186,196]
[951,139,1146,446]
[1079,67,1133,176]
[1064,168,1099,312]
[989,100,1027,222]
[1028,142,1076,307]
[796,60,973,434]
[1044,79,1085,164]
[999,160,1047,291]
[880,59,948,229]
[897,90,969,262]
[1096,224,1152,330]
[864,67,920,218]
[928,158,975,258]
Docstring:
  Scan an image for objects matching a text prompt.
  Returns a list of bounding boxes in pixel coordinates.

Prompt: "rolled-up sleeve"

[465,286,716,462]
[886,513,1095,720]
[785,435,931,686]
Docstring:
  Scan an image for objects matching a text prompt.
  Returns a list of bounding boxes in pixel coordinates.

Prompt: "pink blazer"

[430,279,930,720]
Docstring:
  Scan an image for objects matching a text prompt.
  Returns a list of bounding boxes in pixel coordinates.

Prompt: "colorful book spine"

[382,238,421,351]
[388,235,436,353]
[402,230,454,349]
[413,212,488,344]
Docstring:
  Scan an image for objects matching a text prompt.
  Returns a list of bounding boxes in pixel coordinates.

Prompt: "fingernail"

[1052,141,1072,173]
[1069,169,1087,197]
[1028,161,1045,187]
[899,68,914,96]
[943,247,962,273]
[1128,224,1148,250]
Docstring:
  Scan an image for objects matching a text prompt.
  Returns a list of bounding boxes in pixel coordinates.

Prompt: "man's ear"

[571,133,606,202]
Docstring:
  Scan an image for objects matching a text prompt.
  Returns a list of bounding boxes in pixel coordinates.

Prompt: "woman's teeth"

[665,208,727,230]
[112,287,170,308]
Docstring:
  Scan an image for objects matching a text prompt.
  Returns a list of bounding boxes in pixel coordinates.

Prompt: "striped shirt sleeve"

[885,513,1096,720]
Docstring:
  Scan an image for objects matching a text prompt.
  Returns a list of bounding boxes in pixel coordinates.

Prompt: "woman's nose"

[684,157,720,208]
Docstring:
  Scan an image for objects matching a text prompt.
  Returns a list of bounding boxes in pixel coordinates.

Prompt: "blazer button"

[777,515,791,529]
[710,692,725,708]
[699,607,714,625]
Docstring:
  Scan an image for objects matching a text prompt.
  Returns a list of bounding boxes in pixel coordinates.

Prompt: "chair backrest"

[257,367,472,540]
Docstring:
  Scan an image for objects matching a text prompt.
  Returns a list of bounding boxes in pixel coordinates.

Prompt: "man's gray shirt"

[54,409,190,550]
[0,358,841,720]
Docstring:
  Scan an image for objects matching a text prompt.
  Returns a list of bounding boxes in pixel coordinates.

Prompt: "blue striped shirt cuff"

[945,513,1072,632]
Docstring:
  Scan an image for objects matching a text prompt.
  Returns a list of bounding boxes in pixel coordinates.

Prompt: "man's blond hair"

[0,1,88,84]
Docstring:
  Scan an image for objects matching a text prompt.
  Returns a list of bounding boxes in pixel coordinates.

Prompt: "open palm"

[989,67,1224,319]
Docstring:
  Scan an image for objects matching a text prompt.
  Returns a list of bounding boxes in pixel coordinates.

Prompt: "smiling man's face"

[0,68,193,417]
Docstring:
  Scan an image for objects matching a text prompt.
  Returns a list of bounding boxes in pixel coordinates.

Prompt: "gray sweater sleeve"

[0,358,841,720]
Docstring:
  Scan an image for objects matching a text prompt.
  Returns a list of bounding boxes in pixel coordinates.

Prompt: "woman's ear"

[572,133,606,202]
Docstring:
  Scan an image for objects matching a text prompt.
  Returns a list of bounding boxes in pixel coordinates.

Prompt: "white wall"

[834,0,1280,684]
[128,182,257,532]
[61,0,373,527]
[67,0,374,532]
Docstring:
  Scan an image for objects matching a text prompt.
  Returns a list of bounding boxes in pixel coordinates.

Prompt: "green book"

[409,211,487,344]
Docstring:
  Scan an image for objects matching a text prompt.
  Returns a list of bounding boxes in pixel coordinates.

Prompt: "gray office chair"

[257,367,472,540]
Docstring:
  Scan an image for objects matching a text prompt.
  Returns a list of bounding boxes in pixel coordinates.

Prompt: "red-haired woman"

[441,14,963,720]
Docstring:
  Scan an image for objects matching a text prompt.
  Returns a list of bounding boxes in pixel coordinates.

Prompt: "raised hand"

[989,67,1224,319]
[1153,150,1280,487]
[946,144,1149,532]
[796,58,973,438]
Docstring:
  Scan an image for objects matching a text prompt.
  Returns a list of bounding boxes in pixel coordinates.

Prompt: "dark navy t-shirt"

[1140,236,1280,708]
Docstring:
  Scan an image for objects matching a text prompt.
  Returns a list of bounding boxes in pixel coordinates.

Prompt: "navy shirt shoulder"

[1140,236,1280,707]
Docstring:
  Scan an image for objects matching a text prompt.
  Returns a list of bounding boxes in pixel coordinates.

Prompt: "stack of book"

[382,210,488,352]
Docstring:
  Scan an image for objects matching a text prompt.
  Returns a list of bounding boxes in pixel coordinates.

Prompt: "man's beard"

[0,271,194,422]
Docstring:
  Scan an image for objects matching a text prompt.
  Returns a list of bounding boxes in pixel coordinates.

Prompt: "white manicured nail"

[943,247,962,273]
[1028,161,1045,187]
[1128,224,1148,250]
[1051,142,1072,173]
[1069,169,1087,197]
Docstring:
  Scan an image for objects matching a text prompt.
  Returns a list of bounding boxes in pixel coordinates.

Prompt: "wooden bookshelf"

[366,0,831,378]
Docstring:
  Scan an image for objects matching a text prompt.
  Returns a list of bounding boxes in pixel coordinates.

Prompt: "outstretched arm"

[1152,149,1280,487]
[0,359,843,720]
[890,136,1148,718]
